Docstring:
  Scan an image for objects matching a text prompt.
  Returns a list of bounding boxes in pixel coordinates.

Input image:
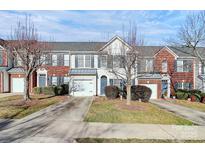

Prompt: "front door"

[101,76,107,95]
[39,74,46,87]
[162,80,168,97]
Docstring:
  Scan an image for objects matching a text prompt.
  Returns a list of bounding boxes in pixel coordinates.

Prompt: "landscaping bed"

[76,138,205,143]
[0,94,67,119]
[84,97,193,125]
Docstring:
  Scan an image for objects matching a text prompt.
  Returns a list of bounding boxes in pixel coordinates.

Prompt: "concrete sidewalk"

[17,122,205,142]
[150,99,205,126]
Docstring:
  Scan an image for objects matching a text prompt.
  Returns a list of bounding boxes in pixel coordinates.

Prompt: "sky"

[0,10,193,45]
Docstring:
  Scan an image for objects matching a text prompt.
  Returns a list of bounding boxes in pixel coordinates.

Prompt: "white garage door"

[73,79,94,96]
[140,84,157,99]
[12,78,24,93]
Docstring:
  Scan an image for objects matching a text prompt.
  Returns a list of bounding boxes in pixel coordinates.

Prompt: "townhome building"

[0,36,205,99]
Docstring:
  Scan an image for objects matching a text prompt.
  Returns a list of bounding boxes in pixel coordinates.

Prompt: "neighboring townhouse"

[1,36,205,99]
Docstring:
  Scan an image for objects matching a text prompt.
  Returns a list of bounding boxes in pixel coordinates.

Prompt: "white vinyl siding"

[52,54,57,66]
[64,55,69,66]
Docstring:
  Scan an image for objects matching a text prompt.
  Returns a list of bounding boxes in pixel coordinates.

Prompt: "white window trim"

[52,77,57,86]
[100,55,107,68]
[145,59,153,72]
[64,54,69,66]
[52,54,57,66]
[77,55,92,68]
[162,60,168,72]
[177,60,184,72]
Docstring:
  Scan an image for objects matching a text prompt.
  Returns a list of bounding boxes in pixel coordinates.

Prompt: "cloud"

[0,10,189,45]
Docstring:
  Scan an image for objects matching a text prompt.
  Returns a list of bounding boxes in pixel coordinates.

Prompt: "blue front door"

[39,74,46,87]
[162,80,168,97]
[101,76,107,95]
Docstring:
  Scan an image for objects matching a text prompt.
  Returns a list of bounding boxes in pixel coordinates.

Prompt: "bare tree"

[6,15,51,102]
[175,11,205,91]
[109,23,144,105]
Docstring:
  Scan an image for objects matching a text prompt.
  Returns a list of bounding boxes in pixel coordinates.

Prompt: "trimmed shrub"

[33,87,42,94]
[190,93,201,102]
[42,86,56,95]
[54,86,64,95]
[189,89,201,95]
[176,91,189,100]
[61,84,69,95]
[123,85,152,102]
[105,86,119,99]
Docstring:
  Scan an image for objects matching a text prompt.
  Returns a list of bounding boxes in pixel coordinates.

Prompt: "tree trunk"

[126,84,131,105]
[24,75,31,101]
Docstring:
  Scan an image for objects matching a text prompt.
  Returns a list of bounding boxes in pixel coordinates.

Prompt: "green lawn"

[0,94,67,119]
[76,138,205,143]
[174,100,205,112]
[84,97,194,125]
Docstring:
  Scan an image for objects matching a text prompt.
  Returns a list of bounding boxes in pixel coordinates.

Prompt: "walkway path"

[150,99,205,126]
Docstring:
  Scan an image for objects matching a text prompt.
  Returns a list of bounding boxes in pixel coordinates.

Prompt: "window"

[145,59,153,72]
[52,77,57,86]
[176,60,192,72]
[64,77,69,84]
[100,55,107,68]
[113,55,121,67]
[64,55,69,66]
[52,54,57,66]
[77,55,91,68]
[85,55,91,68]
[175,82,192,90]
[40,55,46,65]
[162,60,167,72]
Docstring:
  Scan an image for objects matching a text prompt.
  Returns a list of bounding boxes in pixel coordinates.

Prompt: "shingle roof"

[69,69,97,75]
[47,42,106,51]
[8,67,25,73]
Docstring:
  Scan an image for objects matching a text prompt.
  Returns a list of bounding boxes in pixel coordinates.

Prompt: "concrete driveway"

[0,96,93,142]
[150,99,205,126]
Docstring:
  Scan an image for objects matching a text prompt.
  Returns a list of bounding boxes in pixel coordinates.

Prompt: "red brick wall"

[0,50,8,67]
[41,66,70,77]
[154,48,194,95]
[138,79,162,98]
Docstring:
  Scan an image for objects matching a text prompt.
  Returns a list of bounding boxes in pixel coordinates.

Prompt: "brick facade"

[44,66,70,77]
[154,47,194,96]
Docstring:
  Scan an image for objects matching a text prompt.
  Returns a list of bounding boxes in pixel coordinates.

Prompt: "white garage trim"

[140,84,158,99]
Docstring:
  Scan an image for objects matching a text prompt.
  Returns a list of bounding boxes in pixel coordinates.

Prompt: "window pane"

[52,55,57,66]
[100,55,107,68]
[162,60,167,72]
[52,77,57,86]
[113,56,120,67]
[183,60,192,72]
[64,55,69,66]
[85,55,91,68]
[78,55,84,67]
[146,59,153,72]
[177,60,183,72]
[64,77,69,84]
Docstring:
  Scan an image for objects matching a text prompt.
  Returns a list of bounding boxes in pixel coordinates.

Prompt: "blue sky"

[0,10,193,45]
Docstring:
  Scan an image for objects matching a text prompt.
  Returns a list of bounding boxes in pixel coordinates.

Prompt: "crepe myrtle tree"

[6,16,51,102]
[109,24,144,105]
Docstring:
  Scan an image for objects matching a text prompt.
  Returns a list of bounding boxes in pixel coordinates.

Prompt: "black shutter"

[75,55,78,68]
[57,54,61,66]
[107,55,113,68]
[174,60,177,72]
[91,55,94,68]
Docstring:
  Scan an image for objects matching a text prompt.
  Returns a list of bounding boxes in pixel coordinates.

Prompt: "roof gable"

[153,46,178,59]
